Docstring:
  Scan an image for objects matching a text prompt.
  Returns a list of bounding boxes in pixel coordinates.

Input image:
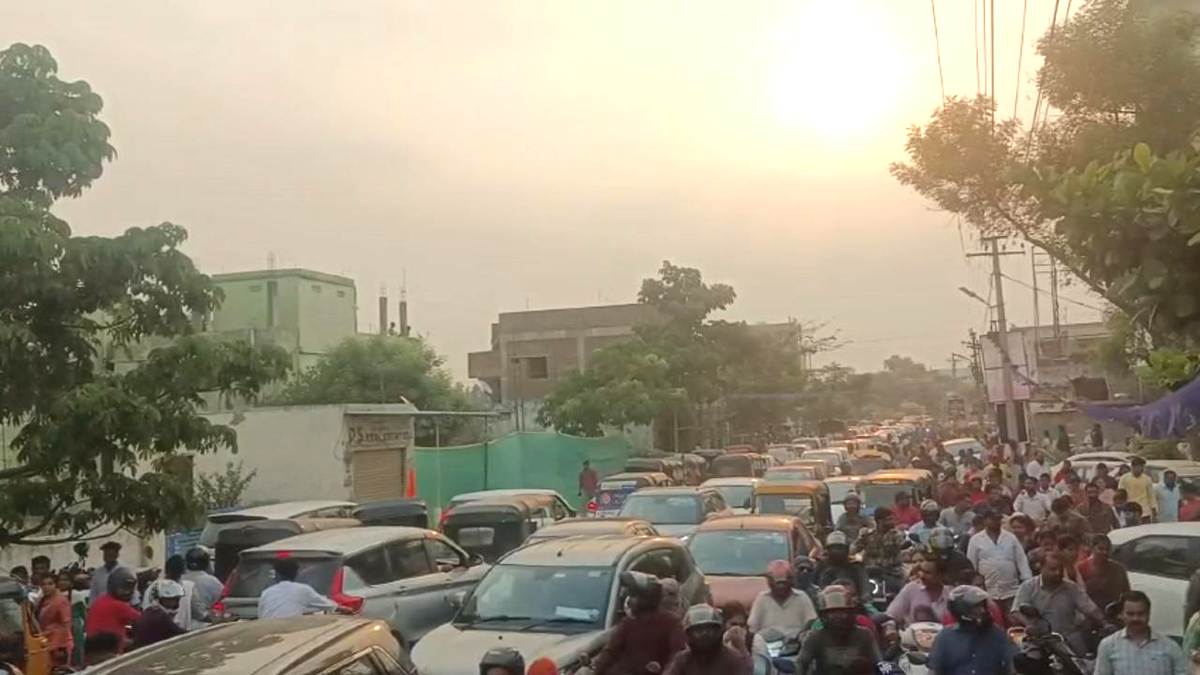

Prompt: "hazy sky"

[8,0,1104,378]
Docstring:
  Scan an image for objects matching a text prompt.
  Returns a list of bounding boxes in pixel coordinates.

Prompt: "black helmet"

[479,647,524,675]
[947,585,991,626]
[184,547,211,571]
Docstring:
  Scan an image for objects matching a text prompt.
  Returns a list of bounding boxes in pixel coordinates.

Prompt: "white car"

[1107,523,1200,639]
[700,477,762,514]
[942,438,985,461]
[1050,454,1200,483]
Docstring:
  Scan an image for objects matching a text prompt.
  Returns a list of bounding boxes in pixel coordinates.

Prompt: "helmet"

[765,560,793,583]
[618,570,662,608]
[947,585,990,625]
[825,531,850,549]
[479,647,524,675]
[920,499,940,513]
[927,527,955,554]
[817,585,855,612]
[155,580,184,600]
[683,603,723,630]
[185,547,211,571]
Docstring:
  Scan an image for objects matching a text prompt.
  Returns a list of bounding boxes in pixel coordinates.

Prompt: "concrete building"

[468,303,662,403]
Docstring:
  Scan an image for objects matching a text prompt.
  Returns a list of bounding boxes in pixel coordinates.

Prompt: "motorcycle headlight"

[914,628,938,651]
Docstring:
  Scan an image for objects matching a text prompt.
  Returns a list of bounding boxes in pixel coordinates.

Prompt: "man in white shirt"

[966,507,1032,612]
[257,558,348,619]
[1024,451,1046,482]
[748,560,817,635]
[1013,476,1053,523]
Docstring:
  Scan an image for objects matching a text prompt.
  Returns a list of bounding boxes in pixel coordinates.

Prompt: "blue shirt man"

[1155,472,1181,523]
[928,622,1013,675]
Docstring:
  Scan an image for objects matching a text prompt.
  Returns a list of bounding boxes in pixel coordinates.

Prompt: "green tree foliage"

[798,357,974,427]
[276,335,475,445]
[194,461,258,512]
[538,261,831,441]
[891,0,1200,347]
[0,44,291,546]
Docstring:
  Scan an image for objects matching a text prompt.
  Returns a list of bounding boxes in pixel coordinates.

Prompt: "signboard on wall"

[342,414,414,502]
[980,331,1035,403]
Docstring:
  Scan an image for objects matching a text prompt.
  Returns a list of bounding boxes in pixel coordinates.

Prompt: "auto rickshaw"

[680,454,708,485]
[442,494,566,562]
[710,454,765,479]
[752,481,832,539]
[0,578,50,675]
[859,469,934,516]
[590,471,672,517]
[850,449,893,476]
[213,517,360,580]
[624,457,685,485]
[353,499,429,528]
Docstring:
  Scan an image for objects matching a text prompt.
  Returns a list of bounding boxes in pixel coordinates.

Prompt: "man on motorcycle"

[907,500,943,546]
[836,494,873,544]
[854,506,907,596]
[593,571,686,675]
[749,560,818,635]
[1012,553,1104,657]
[797,586,881,675]
[664,605,753,675]
[814,532,870,600]
[927,528,974,587]
[887,560,950,628]
[928,585,1012,675]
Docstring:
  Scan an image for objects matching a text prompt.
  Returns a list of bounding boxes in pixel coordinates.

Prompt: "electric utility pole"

[968,237,1025,443]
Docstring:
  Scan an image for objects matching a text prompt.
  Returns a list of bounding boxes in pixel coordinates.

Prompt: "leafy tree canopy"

[0,43,290,546]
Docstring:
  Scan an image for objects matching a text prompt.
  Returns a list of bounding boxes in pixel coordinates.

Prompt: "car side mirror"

[467,554,484,567]
[447,591,467,609]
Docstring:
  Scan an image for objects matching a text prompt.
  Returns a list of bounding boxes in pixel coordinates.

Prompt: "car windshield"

[618,494,702,524]
[459,564,613,629]
[859,484,913,509]
[764,469,815,482]
[198,515,267,547]
[689,530,789,576]
[710,485,754,510]
[755,494,814,518]
[827,482,859,503]
[228,554,340,598]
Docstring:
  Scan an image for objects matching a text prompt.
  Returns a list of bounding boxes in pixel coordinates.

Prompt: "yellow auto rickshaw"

[0,578,52,675]
[850,449,893,476]
[752,481,832,538]
[859,468,934,515]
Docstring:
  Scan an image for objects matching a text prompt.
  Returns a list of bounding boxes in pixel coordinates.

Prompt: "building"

[468,303,661,403]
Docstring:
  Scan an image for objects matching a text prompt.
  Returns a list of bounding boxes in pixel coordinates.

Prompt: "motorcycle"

[759,627,803,674]
[1009,605,1093,675]
[896,621,943,675]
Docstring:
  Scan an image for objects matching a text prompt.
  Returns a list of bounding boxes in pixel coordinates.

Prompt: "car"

[412,534,709,675]
[941,438,985,461]
[524,517,658,545]
[1049,454,1200,485]
[824,475,865,522]
[220,526,488,647]
[198,500,358,548]
[764,464,825,482]
[85,615,417,675]
[687,515,817,609]
[700,477,762,514]
[1107,522,1200,640]
[800,450,844,476]
[439,489,576,527]
[588,472,673,517]
[616,486,733,539]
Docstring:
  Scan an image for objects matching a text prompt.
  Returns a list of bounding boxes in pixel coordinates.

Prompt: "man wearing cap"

[664,604,753,675]
[834,494,871,544]
[1117,457,1156,519]
[907,500,943,546]
[89,541,136,606]
[130,580,185,649]
[749,560,818,636]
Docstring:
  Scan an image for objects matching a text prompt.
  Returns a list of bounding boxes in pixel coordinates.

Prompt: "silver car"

[413,534,709,675]
[222,526,488,647]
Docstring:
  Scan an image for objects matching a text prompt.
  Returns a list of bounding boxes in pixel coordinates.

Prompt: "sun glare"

[770,2,911,137]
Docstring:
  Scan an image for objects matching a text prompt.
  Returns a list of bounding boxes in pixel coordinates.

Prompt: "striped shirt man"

[1095,628,1188,675]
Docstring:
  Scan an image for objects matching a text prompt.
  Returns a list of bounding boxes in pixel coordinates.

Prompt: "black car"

[85,615,416,675]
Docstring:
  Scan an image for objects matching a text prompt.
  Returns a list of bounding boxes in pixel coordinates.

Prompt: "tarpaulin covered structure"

[1081,375,1200,439]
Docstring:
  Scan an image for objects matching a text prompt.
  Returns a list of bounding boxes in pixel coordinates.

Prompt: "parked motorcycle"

[897,621,943,675]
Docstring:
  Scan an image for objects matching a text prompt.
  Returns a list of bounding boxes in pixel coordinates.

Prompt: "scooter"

[896,621,943,675]
[759,627,804,674]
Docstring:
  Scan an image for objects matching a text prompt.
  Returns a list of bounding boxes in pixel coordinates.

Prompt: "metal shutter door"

[351,448,404,501]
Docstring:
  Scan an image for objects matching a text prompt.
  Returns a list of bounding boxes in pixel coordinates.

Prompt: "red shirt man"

[85,593,140,645]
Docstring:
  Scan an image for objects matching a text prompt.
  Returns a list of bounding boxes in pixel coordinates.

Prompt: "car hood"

[653,524,700,539]
[706,575,767,609]
[413,623,609,675]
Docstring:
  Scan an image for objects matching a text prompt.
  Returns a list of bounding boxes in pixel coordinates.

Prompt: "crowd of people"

[5,543,223,669]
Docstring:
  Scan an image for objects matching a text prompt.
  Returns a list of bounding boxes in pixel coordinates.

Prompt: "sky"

[7,0,1105,378]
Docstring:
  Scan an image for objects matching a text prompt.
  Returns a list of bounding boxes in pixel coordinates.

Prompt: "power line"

[999,272,1104,312]
[981,0,989,102]
[1013,0,1030,118]
[1024,0,1062,159]
[990,0,997,129]
[930,0,946,103]
[973,0,981,95]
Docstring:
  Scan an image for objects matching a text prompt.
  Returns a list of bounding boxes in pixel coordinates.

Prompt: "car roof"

[824,476,865,484]
[695,515,796,532]
[943,438,982,445]
[245,526,430,555]
[1060,452,1134,463]
[210,501,356,521]
[500,534,670,567]
[85,616,387,675]
[601,472,669,482]
[450,489,562,503]
[627,487,707,496]
[701,477,762,486]
[530,518,649,536]
[1107,522,1200,544]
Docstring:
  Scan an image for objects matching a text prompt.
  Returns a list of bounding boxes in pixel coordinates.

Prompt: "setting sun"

[770,2,912,136]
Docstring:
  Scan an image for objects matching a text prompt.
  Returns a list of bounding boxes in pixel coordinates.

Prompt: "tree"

[0,44,291,547]
[275,335,475,445]
[891,0,1200,346]
[194,462,258,512]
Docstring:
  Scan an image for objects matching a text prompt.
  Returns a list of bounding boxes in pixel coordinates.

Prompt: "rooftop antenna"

[398,269,410,336]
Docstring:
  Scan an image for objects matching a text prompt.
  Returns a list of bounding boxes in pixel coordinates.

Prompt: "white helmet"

[155,580,184,600]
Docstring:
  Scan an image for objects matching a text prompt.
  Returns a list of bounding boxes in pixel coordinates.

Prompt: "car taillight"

[438,506,454,530]
[587,500,597,512]
[212,568,237,614]
[331,567,364,614]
